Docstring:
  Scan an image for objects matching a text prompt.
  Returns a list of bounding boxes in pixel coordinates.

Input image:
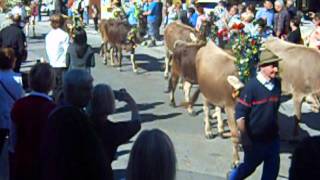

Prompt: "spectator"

[87,84,141,180]
[127,129,176,180]
[45,14,69,99]
[255,0,274,27]
[127,0,139,27]
[91,4,99,31]
[286,0,297,19]
[10,63,56,180]
[143,0,160,47]
[166,2,181,26]
[83,0,90,25]
[0,14,27,73]
[227,5,241,28]
[289,136,320,180]
[66,28,95,73]
[11,2,27,28]
[0,48,24,158]
[40,69,108,180]
[195,6,206,32]
[256,18,273,42]
[274,0,290,38]
[287,17,302,44]
[244,3,256,18]
[242,12,256,36]
[228,49,282,180]
[307,13,320,49]
[187,7,198,28]
[237,3,246,16]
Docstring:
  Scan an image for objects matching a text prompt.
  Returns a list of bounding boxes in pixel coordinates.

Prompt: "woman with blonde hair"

[87,84,141,180]
[127,129,177,180]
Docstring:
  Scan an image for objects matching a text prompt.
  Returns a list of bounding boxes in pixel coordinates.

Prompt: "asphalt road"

[1,13,320,180]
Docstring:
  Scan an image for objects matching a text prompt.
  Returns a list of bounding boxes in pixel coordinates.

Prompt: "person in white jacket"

[45,14,69,100]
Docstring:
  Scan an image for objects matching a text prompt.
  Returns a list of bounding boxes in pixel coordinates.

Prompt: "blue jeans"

[229,138,280,180]
[147,21,158,40]
[83,10,89,24]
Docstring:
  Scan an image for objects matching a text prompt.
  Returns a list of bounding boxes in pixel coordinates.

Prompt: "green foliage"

[232,32,262,83]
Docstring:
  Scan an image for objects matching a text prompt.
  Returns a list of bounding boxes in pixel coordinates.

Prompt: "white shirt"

[256,72,275,91]
[45,28,69,68]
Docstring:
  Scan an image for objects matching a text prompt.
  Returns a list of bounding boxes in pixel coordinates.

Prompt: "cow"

[163,21,208,79]
[168,39,206,115]
[265,38,320,135]
[99,16,147,73]
[193,40,240,166]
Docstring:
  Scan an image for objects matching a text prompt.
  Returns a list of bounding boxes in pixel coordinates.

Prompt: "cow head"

[136,13,148,42]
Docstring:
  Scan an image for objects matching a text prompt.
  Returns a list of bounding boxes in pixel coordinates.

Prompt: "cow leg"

[110,47,115,66]
[164,50,171,79]
[225,106,240,166]
[103,42,109,65]
[118,47,123,71]
[203,97,214,139]
[212,106,224,136]
[293,93,304,136]
[305,94,320,113]
[169,72,179,107]
[130,48,138,73]
[183,81,195,116]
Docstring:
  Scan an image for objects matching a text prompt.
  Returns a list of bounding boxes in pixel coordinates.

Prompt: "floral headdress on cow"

[231,22,262,83]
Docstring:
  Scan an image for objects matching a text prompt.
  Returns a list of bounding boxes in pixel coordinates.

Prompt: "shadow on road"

[115,102,164,114]
[140,112,182,123]
[278,112,311,154]
[134,54,164,73]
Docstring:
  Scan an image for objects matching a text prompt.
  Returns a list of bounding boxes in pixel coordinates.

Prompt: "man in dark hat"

[0,14,27,72]
[228,49,282,180]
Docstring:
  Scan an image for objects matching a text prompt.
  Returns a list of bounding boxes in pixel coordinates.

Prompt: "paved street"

[1,13,320,180]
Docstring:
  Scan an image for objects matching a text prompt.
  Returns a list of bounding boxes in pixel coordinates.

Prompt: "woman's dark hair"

[247,3,256,14]
[188,7,195,14]
[289,136,320,180]
[290,16,300,27]
[0,48,16,70]
[74,28,88,58]
[256,18,267,28]
[127,129,176,180]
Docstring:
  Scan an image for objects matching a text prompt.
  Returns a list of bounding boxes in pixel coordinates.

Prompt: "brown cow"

[99,18,147,72]
[168,40,206,115]
[163,21,207,79]
[193,40,240,165]
[265,38,320,135]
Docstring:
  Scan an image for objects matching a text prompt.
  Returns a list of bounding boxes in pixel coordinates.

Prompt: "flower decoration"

[232,31,262,83]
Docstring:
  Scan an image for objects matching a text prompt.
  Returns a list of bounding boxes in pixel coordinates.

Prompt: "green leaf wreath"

[232,31,262,83]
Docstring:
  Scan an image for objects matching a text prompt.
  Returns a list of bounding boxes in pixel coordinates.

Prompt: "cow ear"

[189,33,198,42]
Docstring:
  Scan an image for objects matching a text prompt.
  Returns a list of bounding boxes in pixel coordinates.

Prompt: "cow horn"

[189,33,198,42]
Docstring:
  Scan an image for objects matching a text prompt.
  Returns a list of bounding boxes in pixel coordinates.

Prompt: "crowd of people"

[0,34,176,180]
[1,0,320,180]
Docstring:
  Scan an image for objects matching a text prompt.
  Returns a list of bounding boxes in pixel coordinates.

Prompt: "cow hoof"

[103,61,107,65]
[205,132,215,139]
[163,89,170,93]
[188,111,196,117]
[219,132,225,139]
[164,76,169,80]
[169,102,176,107]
